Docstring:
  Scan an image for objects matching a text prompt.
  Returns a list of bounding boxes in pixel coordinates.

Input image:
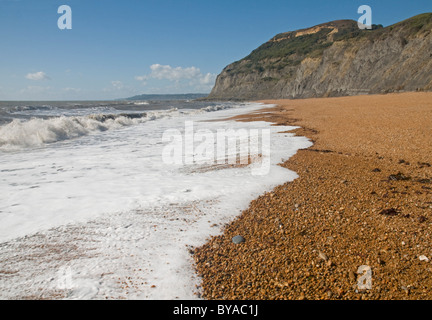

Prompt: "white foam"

[0,102,312,299]
[0,110,174,150]
[0,104,244,151]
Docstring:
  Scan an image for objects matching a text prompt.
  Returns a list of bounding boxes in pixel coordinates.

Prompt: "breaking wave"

[0,110,177,150]
[0,104,237,150]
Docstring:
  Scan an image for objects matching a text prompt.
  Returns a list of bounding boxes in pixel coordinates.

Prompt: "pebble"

[193,97,432,300]
[318,251,328,261]
[232,235,245,244]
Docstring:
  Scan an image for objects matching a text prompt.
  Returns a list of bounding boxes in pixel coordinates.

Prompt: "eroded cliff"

[207,14,432,100]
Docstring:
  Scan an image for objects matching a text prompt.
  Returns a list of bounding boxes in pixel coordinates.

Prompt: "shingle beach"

[194,92,432,300]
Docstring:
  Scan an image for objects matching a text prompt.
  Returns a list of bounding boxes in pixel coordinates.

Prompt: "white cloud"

[135,64,216,92]
[134,75,147,82]
[25,71,50,81]
[199,72,216,85]
[111,80,124,90]
[148,64,201,81]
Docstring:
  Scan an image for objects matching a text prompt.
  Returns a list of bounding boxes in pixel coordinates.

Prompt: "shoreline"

[193,92,432,300]
[0,101,304,300]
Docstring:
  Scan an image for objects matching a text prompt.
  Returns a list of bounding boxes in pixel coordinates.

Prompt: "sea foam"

[0,102,312,300]
[0,105,233,150]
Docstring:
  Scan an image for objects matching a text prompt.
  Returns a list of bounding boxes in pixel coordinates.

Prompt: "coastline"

[193,92,432,300]
[0,101,306,300]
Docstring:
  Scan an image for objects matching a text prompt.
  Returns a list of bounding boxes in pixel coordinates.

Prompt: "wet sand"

[193,92,432,300]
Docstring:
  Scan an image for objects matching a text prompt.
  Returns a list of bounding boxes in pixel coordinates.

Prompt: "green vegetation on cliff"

[224,13,432,77]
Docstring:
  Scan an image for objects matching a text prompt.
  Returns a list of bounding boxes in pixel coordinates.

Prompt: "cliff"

[207,13,432,100]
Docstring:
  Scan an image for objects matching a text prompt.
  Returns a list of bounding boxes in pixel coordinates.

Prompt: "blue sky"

[0,0,431,100]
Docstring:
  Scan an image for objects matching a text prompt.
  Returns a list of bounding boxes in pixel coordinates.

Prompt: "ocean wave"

[199,104,235,112]
[9,105,119,117]
[0,109,179,150]
[0,103,239,150]
[10,105,58,113]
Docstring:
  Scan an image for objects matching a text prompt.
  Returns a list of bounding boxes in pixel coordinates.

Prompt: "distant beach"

[194,92,432,300]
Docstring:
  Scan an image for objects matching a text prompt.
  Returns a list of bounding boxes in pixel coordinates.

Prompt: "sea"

[0,99,312,299]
